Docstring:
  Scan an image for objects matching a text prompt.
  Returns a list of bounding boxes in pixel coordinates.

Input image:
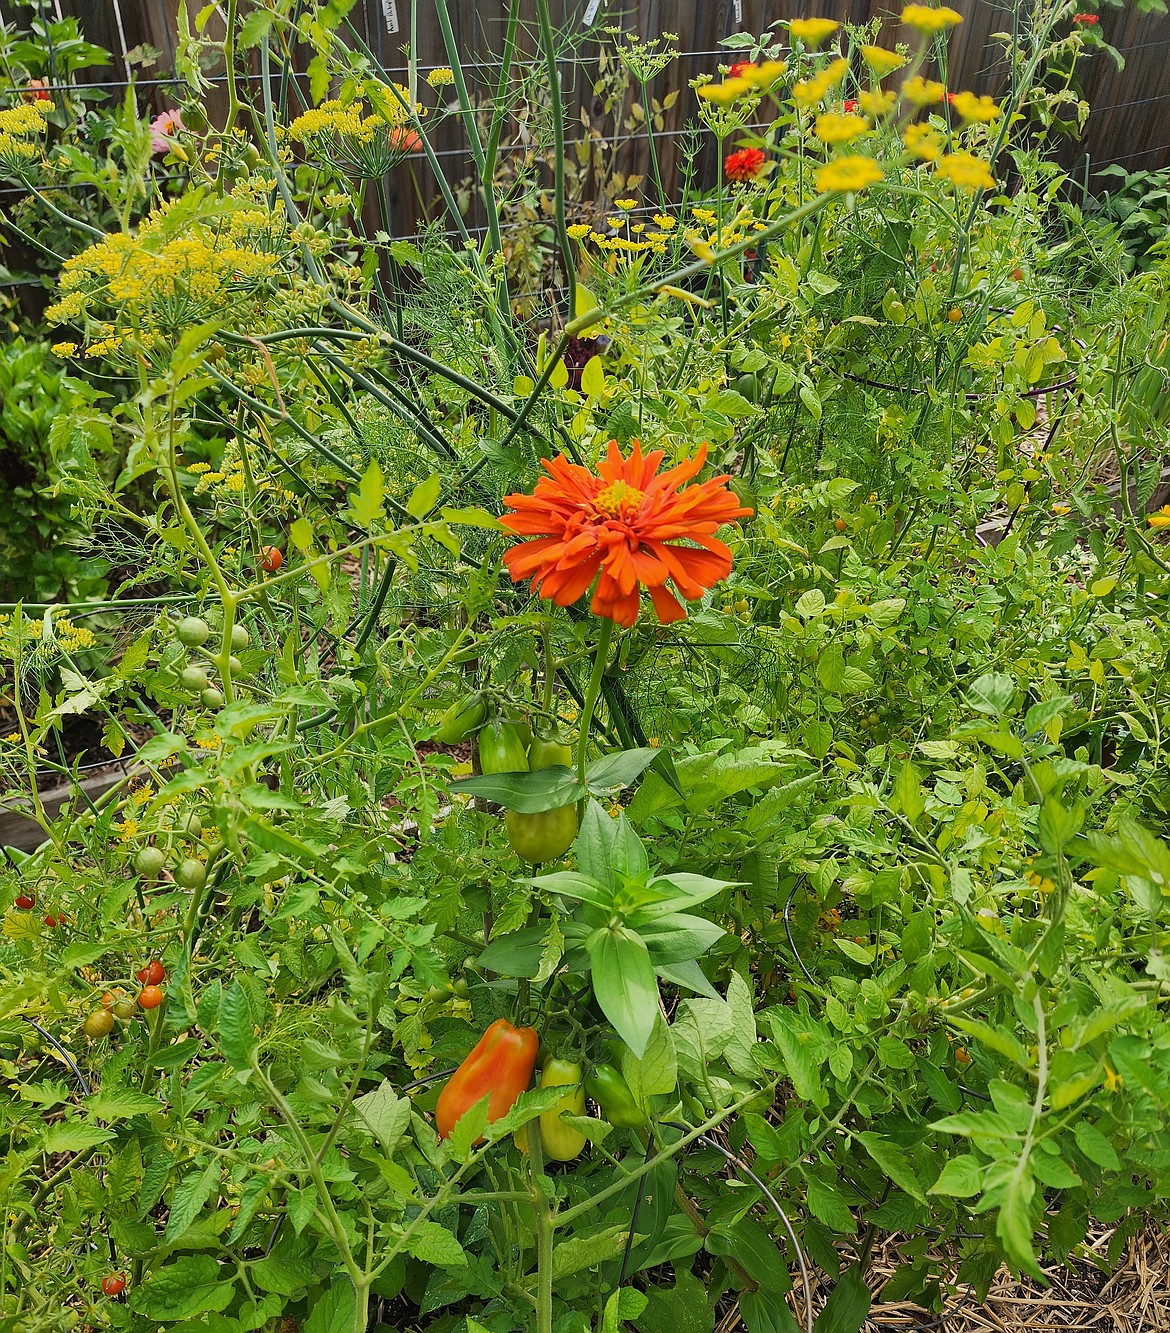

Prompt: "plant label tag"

[381,0,399,34]
[734,0,743,20]
[583,0,602,25]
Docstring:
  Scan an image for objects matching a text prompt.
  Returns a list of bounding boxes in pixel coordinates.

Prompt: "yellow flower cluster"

[426,67,455,88]
[789,17,839,46]
[949,91,1002,122]
[815,155,883,193]
[55,618,97,650]
[814,112,869,145]
[115,818,139,844]
[904,123,945,160]
[858,89,897,117]
[793,58,849,108]
[0,99,53,165]
[861,45,906,75]
[935,151,996,191]
[901,4,963,33]
[902,75,945,106]
[44,199,291,343]
[288,87,418,143]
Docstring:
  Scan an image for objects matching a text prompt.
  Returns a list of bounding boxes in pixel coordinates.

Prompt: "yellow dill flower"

[903,122,945,160]
[858,89,898,117]
[194,734,222,750]
[187,462,212,473]
[789,18,839,46]
[605,215,626,230]
[814,112,869,145]
[792,58,849,108]
[567,223,590,239]
[614,197,638,210]
[588,232,608,245]
[115,818,139,844]
[697,76,753,103]
[741,60,787,89]
[652,213,676,229]
[902,76,945,105]
[132,783,155,805]
[815,155,883,193]
[1148,505,1170,529]
[691,206,718,223]
[50,341,78,357]
[223,472,246,492]
[1052,503,1071,516]
[949,91,1001,122]
[861,45,906,75]
[935,151,995,191]
[426,67,455,87]
[901,4,963,33]
[2,732,22,744]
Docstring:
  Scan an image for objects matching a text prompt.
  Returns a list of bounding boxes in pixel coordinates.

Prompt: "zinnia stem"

[577,617,615,787]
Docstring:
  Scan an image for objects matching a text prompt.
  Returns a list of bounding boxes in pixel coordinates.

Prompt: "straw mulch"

[859,1226,1170,1333]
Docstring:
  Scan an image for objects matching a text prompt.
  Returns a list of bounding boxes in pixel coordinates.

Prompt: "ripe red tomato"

[14,893,35,909]
[260,545,283,572]
[136,959,166,986]
[435,1019,539,1141]
[389,126,423,153]
[138,985,165,1010]
[101,1273,127,1297]
[43,914,65,928]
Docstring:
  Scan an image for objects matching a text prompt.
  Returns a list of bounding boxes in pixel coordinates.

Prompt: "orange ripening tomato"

[389,126,423,153]
[260,545,283,573]
[435,1018,539,1141]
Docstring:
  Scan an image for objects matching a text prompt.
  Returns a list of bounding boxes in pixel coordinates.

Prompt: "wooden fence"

[4,0,1170,234]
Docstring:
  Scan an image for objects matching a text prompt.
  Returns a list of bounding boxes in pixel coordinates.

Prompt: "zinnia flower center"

[594,479,645,518]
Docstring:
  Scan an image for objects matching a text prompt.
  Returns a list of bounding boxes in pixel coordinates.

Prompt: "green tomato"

[528,733,574,770]
[173,858,207,890]
[505,806,578,865]
[201,688,225,709]
[538,1056,586,1161]
[179,665,209,692]
[728,477,757,522]
[584,1062,645,1128]
[134,847,167,878]
[434,692,488,744]
[230,624,250,651]
[175,616,211,648]
[477,719,529,775]
[227,655,243,675]
[734,372,760,404]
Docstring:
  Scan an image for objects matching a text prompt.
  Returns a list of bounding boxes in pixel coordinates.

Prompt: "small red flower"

[1073,12,1098,22]
[728,61,754,79]
[725,147,766,182]
[946,91,957,105]
[843,99,859,113]
[23,78,51,102]
[501,440,751,628]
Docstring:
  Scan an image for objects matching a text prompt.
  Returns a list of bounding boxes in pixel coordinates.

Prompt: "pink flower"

[150,109,184,153]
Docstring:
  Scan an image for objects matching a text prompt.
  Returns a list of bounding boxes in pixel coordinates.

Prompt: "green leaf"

[352,1081,411,1155]
[928,1154,982,1197]
[218,980,255,1072]
[805,1174,856,1233]
[580,355,606,397]
[585,747,659,793]
[602,1287,650,1333]
[238,9,275,48]
[41,1122,114,1153]
[587,925,659,1057]
[84,1088,160,1121]
[856,1132,926,1202]
[403,1219,467,1266]
[769,1010,824,1104]
[129,1255,235,1319]
[1073,1120,1120,1169]
[996,1166,1042,1278]
[166,1159,219,1240]
[967,673,1015,716]
[350,458,385,528]
[813,1265,871,1333]
[892,761,926,822]
[449,767,583,812]
[406,473,441,519]
[552,1223,637,1278]
[445,1093,491,1163]
[304,1277,357,1333]
[622,1011,677,1102]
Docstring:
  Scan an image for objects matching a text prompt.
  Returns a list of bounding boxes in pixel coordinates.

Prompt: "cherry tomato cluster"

[169,615,252,711]
[81,960,167,1038]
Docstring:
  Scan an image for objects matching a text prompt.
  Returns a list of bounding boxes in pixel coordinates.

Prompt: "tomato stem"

[576,617,614,788]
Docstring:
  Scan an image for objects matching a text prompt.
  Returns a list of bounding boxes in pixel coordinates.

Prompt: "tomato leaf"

[587,925,659,1057]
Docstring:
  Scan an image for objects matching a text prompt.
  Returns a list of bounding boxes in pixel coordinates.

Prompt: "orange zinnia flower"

[501,440,751,628]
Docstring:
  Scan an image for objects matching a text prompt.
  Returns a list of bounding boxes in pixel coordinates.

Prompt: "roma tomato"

[527,733,574,770]
[138,985,165,1010]
[435,1018,538,1141]
[434,692,488,744]
[505,807,578,865]
[136,959,165,986]
[537,1056,586,1161]
[101,1273,127,1297]
[83,1009,115,1039]
[477,719,529,775]
[585,1062,645,1128]
[260,545,283,572]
